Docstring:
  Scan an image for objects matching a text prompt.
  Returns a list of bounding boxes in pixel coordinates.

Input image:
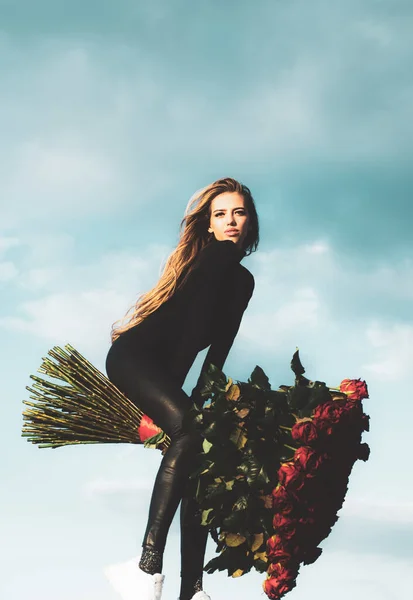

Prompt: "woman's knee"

[169,419,201,449]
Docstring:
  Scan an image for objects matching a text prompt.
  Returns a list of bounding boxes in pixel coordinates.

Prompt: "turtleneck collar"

[209,235,246,260]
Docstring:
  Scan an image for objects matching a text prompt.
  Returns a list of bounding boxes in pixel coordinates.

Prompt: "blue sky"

[1,1,412,599]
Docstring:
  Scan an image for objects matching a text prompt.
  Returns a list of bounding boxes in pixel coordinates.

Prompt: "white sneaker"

[104,555,164,600]
[190,593,211,600]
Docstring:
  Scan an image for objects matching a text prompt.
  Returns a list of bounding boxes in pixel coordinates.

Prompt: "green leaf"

[229,426,248,449]
[206,363,228,390]
[201,508,214,526]
[236,452,262,487]
[305,380,331,411]
[203,439,213,453]
[266,390,289,412]
[258,513,273,538]
[210,527,220,545]
[256,465,270,485]
[233,495,248,511]
[223,509,247,531]
[251,533,265,552]
[253,559,269,573]
[203,421,218,440]
[225,533,247,547]
[249,366,271,391]
[188,411,204,427]
[287,385,311,410]
[189,459,214,479]
[204,483,227,502]
[204,553,228,574]
[143,431,165,448]
[291,348,305,377]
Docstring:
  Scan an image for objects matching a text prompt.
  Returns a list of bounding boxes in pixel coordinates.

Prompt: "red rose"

[291,419,320,445]
[342,400,364,423]
[272,513,294,530]
[264,563,298,599]
[272,514,297,540]
[339,378,369,400]
[138,414,162,442]
[271,484,296,514]
[293,446,325,474]
[267,561,298,578]
[266,534,291,562]
[313,401,346,423]
[277,461,306,492]
[266,534,281,552]
[311,417,334,436]
[263,576,295,600]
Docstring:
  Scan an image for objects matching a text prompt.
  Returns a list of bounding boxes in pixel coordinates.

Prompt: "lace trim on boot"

[139,545,163,575]
[193,575,203,593]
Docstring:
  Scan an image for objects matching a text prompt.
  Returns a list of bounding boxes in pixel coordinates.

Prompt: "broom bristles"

[22,344,170,452]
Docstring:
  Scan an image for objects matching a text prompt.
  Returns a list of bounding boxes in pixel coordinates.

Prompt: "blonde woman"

[104,177,259,600]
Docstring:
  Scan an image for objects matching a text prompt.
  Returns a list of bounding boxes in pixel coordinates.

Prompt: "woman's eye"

[214,210,245,217]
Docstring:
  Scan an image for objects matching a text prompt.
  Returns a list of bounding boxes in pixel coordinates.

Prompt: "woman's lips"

[225,229,239,235]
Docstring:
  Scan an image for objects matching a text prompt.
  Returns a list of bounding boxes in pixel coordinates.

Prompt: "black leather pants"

[105,338,208,598]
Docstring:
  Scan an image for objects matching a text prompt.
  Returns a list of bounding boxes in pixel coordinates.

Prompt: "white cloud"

[342,497,413,524]
[355,20,394,48]
[240,243,331,353]
[363,322,413,381]
[0,261,18,282]
[0,244,171,356]
[3,237,412,387]
[2,136,120,225]
[18,267,60,290]
[0,5,412,600]
[84,478,151,498]
[244,286,320,351]
[21,232,76,265]
[304,241,330,254]
[0,236,20,255]
[167,548,413,600]
[292,550,413,600]
[0,6,411,231]
[233,241,413,388]
[0,288,125,352]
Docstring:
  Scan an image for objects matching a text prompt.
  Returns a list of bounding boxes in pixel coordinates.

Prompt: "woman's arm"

[167,239,248,387]
[190,269,255,407]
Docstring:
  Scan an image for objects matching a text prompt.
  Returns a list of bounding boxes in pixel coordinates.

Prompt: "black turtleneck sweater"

[114,236,255,399]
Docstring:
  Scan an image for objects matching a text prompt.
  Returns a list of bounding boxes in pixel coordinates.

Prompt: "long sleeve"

[191,268,254,406]
[166,238,247,386]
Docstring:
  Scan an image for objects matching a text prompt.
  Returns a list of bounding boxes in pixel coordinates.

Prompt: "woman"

[104,177,259,600]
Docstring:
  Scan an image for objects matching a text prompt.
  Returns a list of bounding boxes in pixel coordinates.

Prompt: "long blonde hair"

[110,177,259,343]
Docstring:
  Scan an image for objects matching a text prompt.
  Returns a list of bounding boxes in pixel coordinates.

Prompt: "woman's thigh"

[105,340,192,439]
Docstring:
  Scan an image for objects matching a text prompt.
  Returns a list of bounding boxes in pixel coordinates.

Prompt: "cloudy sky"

[1,1,412,599]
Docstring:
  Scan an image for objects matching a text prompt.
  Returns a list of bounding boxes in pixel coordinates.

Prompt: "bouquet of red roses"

[22,344,369,600]
[264,377,369,598]
[189,351,369,599]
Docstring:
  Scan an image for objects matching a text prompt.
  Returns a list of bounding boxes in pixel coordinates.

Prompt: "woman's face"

[208,192,250,249]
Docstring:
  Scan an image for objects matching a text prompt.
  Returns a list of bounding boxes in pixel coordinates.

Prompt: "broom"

[22,343,170,452]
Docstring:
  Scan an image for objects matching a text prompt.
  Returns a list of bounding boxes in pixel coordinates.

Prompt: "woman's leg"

[179,494,209,600]
[106,342,201,575]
